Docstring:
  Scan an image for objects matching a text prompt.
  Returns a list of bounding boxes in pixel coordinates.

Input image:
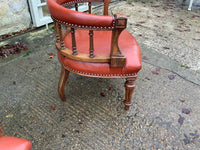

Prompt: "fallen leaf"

[48,53,55,59]
[6,114,13,118]
[48,53,55,56]
[151,5,160,7]
[22,45,28,51]
[179,99,185,102]
[182,108,191,114]
[142,56,149,60]
[163,47,170,49]
[152,71,159,75]
[184,29,191,32]
[183,134,190,145]
[155,67,160,72]
[168,75,175,80]
[75,130,80,133]
[48,55,55,59]
[0,43,28,58]
[135,24,142,27]
[193,38,200,41]
[50,105,56,110]
[62,134,66,138]
[78,122,83,125]
[100,92,105,97]
[178,115,184,126]
[145,77,150,80]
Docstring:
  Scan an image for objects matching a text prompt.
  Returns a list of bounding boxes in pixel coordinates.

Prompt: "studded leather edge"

[52,16,114,30]
[62,64,137,79]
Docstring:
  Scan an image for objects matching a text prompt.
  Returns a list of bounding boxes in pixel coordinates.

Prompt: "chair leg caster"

[58,65,69,101]
[124,77,136,110]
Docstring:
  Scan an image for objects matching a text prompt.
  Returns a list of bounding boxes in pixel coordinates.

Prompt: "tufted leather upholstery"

[58,29,141,77]
[0,136,32,150]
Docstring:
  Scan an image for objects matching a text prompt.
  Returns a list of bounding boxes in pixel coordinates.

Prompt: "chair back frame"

[48,0,127,67]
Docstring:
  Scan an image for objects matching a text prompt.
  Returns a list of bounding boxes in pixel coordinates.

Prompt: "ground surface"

[0,0,200,149]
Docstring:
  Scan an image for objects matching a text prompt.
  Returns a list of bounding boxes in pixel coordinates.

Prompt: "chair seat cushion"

[58,29,142,78]
[0,136,32,150]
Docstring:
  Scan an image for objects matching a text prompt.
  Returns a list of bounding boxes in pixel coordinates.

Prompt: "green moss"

[180,64,189,69]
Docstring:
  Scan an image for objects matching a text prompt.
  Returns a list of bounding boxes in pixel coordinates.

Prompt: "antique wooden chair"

[47,0,142,110]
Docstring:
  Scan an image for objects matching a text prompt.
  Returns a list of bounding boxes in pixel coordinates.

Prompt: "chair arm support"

[110,13,127,67]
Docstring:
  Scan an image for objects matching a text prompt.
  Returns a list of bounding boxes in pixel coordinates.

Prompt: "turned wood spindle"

[58,24,65,49]
[88,2,92,14]
[89,30,94,58]
[71,28,77,55]
[75,3,78,11]
[54,22,60,43]
[103,0,111,15]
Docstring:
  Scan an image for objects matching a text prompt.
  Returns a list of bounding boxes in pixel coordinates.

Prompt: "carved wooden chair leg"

[58,65,70,101]
[124,77,136,110]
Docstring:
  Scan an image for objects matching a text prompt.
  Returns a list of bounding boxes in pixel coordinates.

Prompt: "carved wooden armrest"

[110,13,127,67]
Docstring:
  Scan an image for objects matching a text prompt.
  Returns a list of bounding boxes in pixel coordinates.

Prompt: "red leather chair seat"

[0,136,32,150]
[58,29,142,78]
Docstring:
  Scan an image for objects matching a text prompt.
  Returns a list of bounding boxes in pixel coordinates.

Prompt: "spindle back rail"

[51,0,127,67]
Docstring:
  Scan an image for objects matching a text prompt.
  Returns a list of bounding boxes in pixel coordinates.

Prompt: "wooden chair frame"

[48,0,139,110]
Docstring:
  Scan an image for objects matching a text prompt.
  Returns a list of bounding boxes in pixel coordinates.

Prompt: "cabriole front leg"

[124,77,136,110]
[58,65,70,101]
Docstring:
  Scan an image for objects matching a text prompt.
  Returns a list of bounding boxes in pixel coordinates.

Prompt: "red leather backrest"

[47,0,114,29]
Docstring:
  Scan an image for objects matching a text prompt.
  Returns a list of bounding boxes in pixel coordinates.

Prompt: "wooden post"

[71,28,78,55]
[89,30,94,58]
[88,2,92,14]
[58,24,65,49]
[103,0,111,15]
[75,3,78,11]
[54,21,60,43]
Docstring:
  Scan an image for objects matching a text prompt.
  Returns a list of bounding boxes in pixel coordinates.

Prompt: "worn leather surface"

[47,0,113,27]
[0,136,32,150]
[58,29,142,76]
